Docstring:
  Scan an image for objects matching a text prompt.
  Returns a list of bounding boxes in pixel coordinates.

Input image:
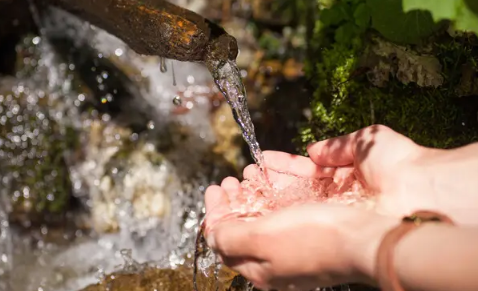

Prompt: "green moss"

[298,1,478,154]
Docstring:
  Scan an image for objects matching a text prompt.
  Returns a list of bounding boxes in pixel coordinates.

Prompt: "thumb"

[306,131,358,167]
[306,125,391,167]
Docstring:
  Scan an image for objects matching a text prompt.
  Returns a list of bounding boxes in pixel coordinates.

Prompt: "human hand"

[239,125,432,217]
[204,177,398,290]
[302,124,434,217]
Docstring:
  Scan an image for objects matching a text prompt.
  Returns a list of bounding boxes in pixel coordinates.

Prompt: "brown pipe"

[47,0,238,63]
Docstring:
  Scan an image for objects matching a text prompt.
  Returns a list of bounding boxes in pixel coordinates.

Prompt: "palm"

[204,178,379,290]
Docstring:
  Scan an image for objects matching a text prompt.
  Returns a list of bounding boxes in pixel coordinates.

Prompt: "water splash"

[118,249,143,273]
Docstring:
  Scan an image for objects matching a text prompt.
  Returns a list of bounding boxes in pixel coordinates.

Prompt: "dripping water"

[159,57,168,73]
[171,60,177,86]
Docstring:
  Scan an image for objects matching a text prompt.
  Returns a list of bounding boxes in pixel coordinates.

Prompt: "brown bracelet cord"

[375,211,455,291]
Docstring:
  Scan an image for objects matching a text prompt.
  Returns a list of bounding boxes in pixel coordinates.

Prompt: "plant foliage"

[403,0,478,35]
[318,0,478,45]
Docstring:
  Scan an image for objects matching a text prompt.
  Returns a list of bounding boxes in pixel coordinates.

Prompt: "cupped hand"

[303,124,436,216]
[202,124,442,290]
[239,125,434,217]
[204,177,397,290]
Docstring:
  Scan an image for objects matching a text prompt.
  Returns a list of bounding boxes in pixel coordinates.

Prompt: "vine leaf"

[403,0,478,34]
[367,0,441,44]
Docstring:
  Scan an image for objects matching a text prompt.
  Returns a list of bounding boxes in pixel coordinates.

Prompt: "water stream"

[208,59,266,171]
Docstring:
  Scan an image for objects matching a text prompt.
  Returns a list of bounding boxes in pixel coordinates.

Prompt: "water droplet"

[32,36,41,45]
[172,61,177,86]
[101,97,107,104]
[160,57,167,73]
[173,96,182,106]
[147,121,155,130]
[115,48,124,56]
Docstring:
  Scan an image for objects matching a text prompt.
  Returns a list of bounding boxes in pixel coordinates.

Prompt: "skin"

[204,124,478,290]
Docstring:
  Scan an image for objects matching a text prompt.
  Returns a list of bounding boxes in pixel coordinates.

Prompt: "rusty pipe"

[46,0,238,63]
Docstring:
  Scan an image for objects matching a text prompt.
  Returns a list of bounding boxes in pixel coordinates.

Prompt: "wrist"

[344,213,401,285]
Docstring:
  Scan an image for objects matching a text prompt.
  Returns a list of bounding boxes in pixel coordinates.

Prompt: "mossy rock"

[298,1,478,153]
[0,78,77,225]
[79,265,246,291]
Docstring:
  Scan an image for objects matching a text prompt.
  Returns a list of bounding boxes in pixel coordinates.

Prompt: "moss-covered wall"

[297,0,478,152]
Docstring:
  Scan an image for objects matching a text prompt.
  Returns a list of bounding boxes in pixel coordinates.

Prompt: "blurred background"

[0,0,477,290]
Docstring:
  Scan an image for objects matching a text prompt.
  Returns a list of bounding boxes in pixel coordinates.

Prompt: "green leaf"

[403,0,457,20]
[403,0,478,35]
[367,0,441,44]
[353,3,371,29]
[320,3,353,26]
[335,22,359,44]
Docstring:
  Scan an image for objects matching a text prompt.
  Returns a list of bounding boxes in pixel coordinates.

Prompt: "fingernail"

[206,234,216,249]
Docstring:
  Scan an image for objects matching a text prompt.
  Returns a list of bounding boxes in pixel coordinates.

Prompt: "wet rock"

[81,267,192,291]
[363,37,444,88]
[80,264,244,291]
[72,118,179,234]
[0,77,77,226]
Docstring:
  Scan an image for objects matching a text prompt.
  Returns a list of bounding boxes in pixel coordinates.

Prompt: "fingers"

[306,124,396,166]
[221,176,242,201]
[205,185,231,229]
[306,132,358,167]
[243,151,335,179]
[243,164,283,181]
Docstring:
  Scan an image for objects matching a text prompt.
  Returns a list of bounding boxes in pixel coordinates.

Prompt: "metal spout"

[47,0,238,63]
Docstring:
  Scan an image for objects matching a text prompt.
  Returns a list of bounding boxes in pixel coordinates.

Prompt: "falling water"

[159,57,168,73]
[207,59,266,171]
[171,60,177,86]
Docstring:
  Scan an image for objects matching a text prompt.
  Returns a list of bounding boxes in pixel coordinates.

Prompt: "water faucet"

[47,0,239,64]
